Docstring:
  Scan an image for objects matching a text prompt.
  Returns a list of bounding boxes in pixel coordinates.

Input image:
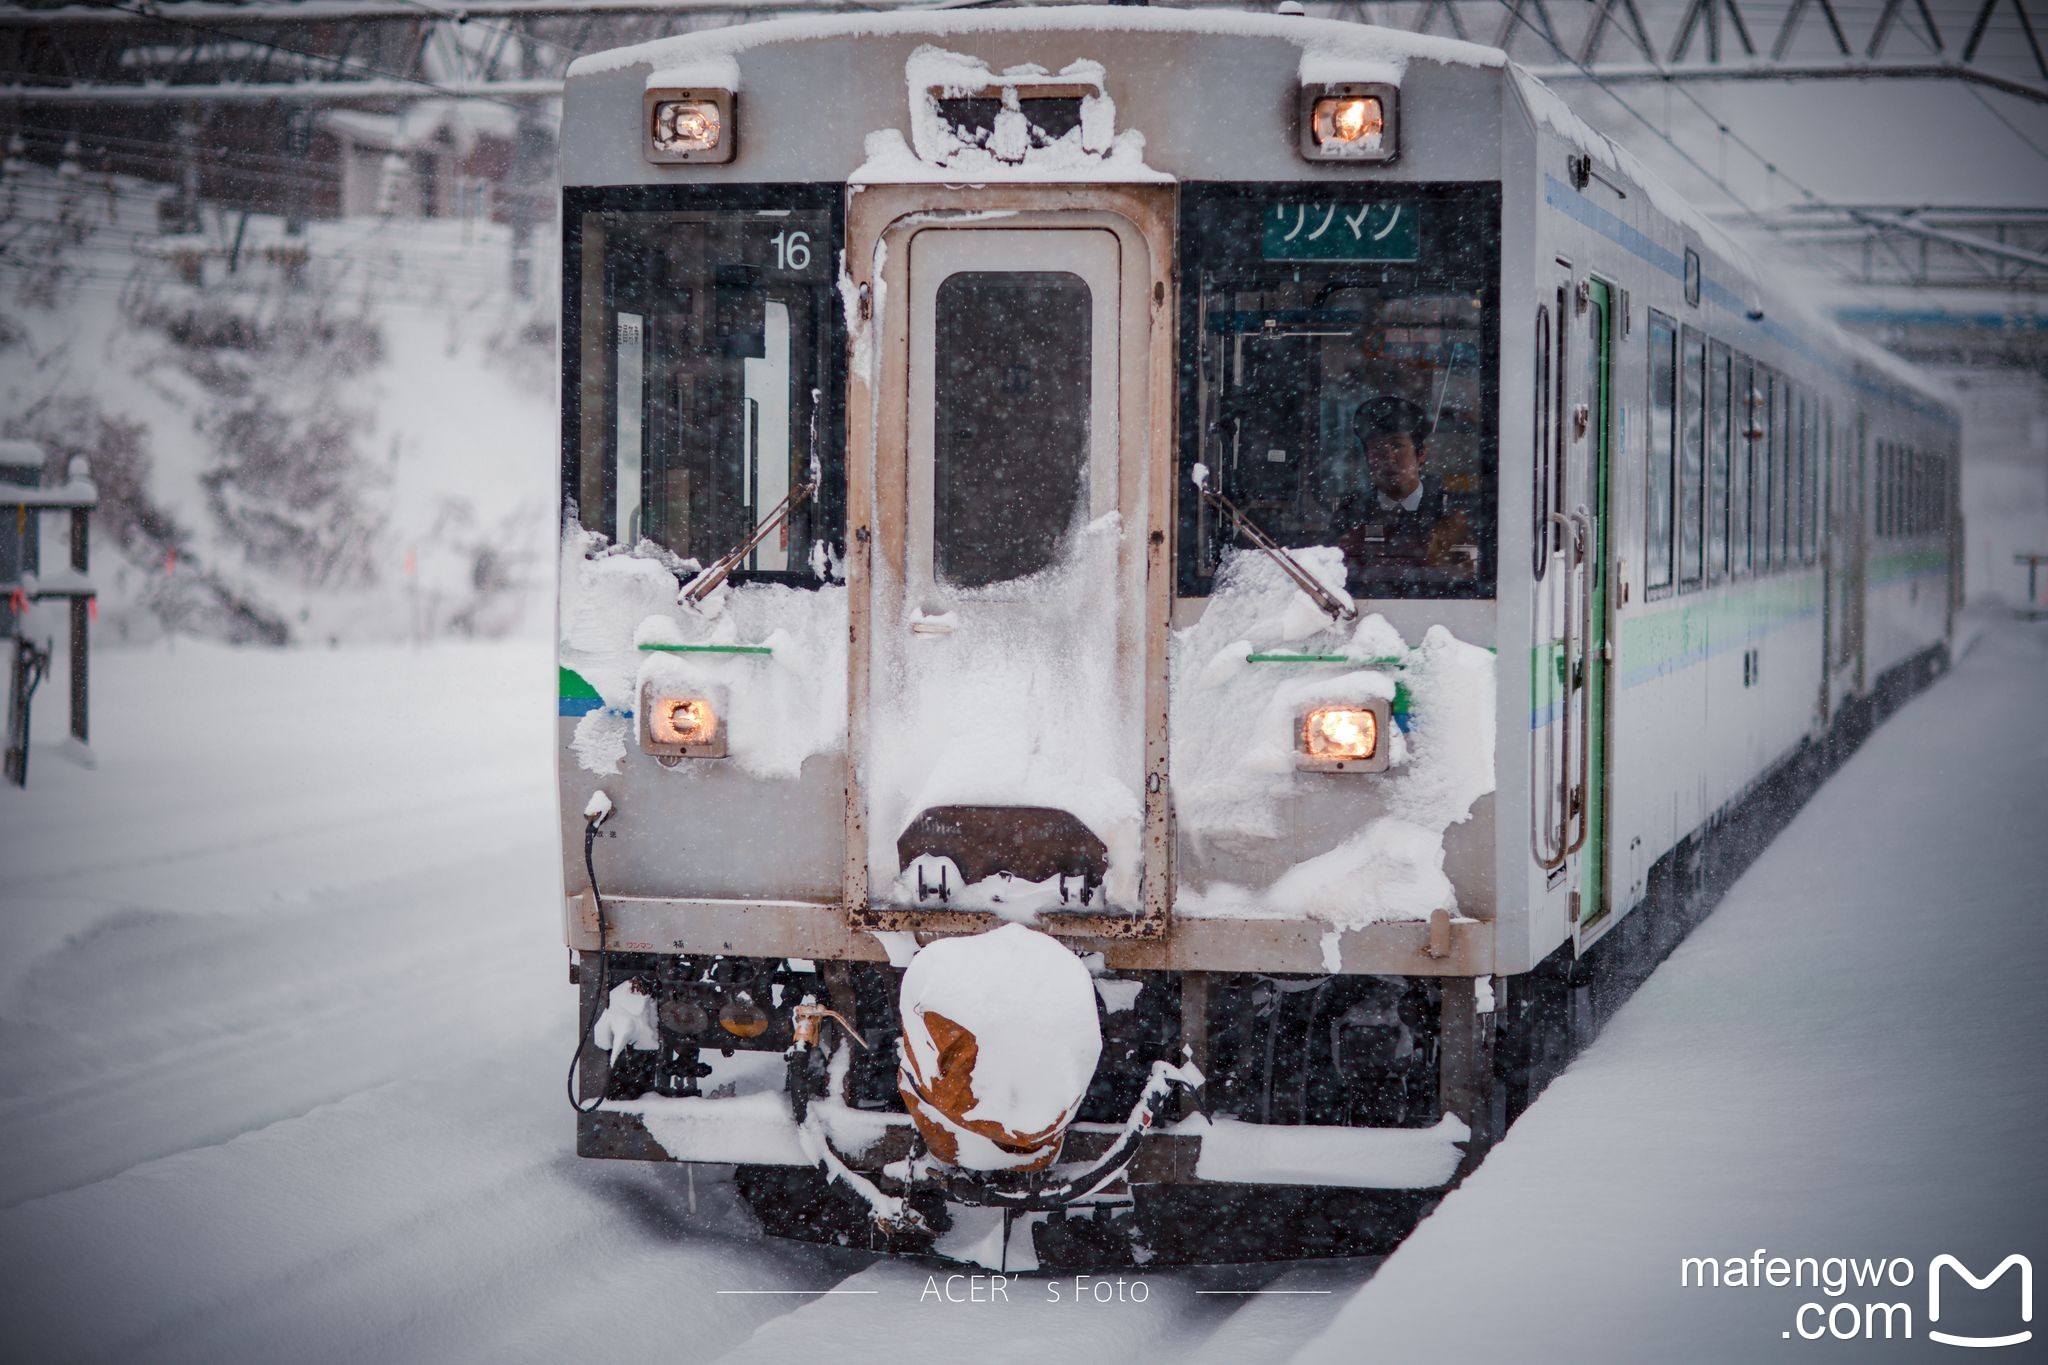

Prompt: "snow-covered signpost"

[1,443,97,786]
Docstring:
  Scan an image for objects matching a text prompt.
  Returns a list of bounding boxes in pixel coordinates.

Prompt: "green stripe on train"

[1529,571,1825,714]
[559,666,601,701]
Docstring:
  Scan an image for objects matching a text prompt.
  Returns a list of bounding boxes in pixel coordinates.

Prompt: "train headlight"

[644,88,735,165]
[639,681,728,759]
[1299,83,1398,162]
[1297,699,1393,773]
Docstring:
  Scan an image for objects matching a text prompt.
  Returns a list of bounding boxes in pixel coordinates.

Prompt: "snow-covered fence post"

[0,444,96,785]
[65,456,93,748]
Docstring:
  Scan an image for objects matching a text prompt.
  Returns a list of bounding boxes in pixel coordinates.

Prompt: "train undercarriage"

[572,643,1948,1271]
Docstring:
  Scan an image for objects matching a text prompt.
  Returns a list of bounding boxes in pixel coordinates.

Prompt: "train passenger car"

[553,7,1959,1268]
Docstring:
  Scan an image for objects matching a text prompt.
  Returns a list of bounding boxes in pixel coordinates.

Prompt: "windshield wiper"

[1193,465,1356,624]
[681,480,816,607]
[682,395,822,607]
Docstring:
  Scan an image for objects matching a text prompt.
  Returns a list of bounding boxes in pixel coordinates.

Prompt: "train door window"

[1678,326,1706,587]
[1645,312,1676,593]
[1178,185,1501,600]
[567,192,842,581]
[931,271,1093,588]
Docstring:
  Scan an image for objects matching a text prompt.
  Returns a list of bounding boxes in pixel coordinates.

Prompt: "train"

[553,6,1959,1270]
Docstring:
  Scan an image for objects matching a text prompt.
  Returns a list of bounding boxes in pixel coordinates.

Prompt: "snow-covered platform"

[1298,615,2048,1362]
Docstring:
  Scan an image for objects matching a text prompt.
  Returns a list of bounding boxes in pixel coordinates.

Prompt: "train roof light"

[1300,82,1398,163]
[645,88,734,165]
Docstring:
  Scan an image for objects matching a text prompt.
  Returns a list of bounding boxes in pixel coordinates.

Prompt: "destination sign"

[1260,201,1419,263]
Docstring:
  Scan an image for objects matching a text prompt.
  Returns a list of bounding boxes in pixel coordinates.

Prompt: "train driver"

[1335,394,1477,586]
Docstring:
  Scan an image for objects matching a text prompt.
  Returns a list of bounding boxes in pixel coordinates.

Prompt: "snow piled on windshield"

[1172,545,1495,929]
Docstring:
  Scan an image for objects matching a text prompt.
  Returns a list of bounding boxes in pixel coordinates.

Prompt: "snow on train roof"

[564,5,1504,82]
[1506,66,1954,419]
[564,6,1950,422]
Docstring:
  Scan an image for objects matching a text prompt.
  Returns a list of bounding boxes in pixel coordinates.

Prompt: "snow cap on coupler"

[897,924,1103,1172]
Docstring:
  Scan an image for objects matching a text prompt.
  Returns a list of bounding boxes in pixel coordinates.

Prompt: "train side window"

[932,271,1093,589]
[1795,391,1807,561]
[1877,443,1890,537]
[1900,445,1910,538]
[1794,388,1810,564]
[1894,446,1907,537]
[1774,380,1792,569]
[1823,403,1835,553]
[1755,370,1775,571]
[1889,444,1901,537]
[1645,312,1676,593]
[1708,341,1731,582]
[1678,326,1706,586]
[1731,355,1754,576]
[1804,397,1820,561]
[1875,443,1886,537]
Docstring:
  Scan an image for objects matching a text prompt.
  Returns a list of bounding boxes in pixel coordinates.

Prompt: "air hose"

[566,792,614,1114]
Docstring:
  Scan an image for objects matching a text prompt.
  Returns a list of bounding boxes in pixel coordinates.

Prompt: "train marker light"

[1300,83,1397,162]
[644,89,734,164]
[1297,698,1393,773]
[718,994,770,1038]
[638,681,728,759]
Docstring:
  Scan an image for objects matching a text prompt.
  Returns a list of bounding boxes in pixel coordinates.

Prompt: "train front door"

[845,206,1171,930]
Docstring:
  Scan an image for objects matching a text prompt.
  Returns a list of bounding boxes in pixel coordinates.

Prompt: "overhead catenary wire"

[89,0,541,112]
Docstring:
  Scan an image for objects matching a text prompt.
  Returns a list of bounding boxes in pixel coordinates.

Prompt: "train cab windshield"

[1179,185,1501,600]
[567,188,843,582]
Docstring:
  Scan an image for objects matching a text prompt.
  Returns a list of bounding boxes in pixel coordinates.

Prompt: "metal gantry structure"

[1,0,2044,368]
[2,0,2044,105]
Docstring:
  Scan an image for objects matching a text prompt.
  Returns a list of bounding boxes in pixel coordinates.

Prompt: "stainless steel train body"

[554,8,1958,1263]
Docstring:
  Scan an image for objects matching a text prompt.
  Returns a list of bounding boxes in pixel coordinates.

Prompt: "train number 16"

[772,230,811,271]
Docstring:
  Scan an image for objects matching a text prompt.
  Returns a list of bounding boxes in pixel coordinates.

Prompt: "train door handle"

[1563,508,1595,859]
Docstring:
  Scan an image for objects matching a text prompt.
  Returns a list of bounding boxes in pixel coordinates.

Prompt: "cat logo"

[1928,1254,2032,1349]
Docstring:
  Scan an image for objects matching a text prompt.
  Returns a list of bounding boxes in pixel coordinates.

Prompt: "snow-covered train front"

[554,9,1958,1267]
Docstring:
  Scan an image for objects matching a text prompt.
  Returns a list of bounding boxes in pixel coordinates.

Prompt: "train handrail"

[1564,507,1595,858]
[1531,510,1577,872]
